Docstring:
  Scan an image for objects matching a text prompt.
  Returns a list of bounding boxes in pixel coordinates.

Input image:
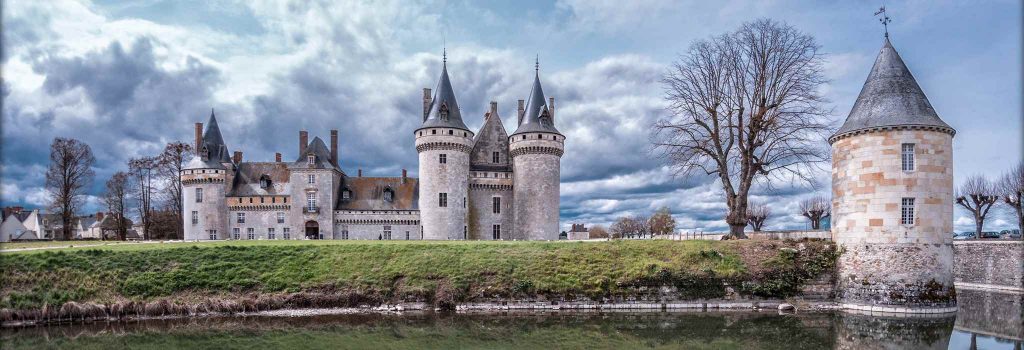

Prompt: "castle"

[181,58,563,241]
[831,37,957,312]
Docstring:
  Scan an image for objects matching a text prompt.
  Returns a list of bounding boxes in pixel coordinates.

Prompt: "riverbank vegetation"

[0,239,837,323]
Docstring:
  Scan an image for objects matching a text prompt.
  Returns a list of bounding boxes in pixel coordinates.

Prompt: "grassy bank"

[0,240,837,322]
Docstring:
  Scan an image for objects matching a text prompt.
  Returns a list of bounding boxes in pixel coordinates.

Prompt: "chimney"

[422,88,432,121]
[275,152,282,162]
[549,97,555,124]
[299,130,308,156]
[233,151,243,163]
[194,123,204,150]
[517,99,525,125]
[358,169,362,177]
[96,212,104,220]
[489,101,497,119]
[330,129,339,166]
[402,169,407,183]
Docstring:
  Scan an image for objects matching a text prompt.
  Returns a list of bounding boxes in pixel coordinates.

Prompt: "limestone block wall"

[416,129,473,240]
[832,129,956,308]
[334,210,421,240]
[288,168,337,238]
[510,134,563,241]
[953,241,1023,292]
[227,208,294,240]
[182,168,228,240]
[468,173,514,240]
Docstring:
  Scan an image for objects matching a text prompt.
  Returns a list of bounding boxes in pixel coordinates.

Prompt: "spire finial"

[874,5,892,38]
[211,108,215,117]
[443,47,447,66]
[535,54,539,73]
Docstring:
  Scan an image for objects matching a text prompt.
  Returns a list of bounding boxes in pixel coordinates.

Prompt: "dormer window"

[383,188,394,202]
[439,103,449,121]
[259,175,271,189]
[201,146,209,160]
[342,189,351,200]
[307,154,315,166]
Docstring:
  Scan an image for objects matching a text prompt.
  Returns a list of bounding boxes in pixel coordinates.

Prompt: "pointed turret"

[419,57,470,131]
[511,62,560,136]
[200,110,232,163]
[831,38,954,143]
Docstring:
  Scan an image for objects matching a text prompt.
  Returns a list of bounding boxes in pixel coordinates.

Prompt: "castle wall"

[467,172,514,240]
[953,241,1023,292]
[182,168,228,240]
[510,134,563,241]
[416,129,473,240]
[334,210,420,240]
[832,129,956,310]
[226,208,294,239]
[287,168,337,239]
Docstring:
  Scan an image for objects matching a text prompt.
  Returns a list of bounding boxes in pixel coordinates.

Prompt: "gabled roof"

[511,69,561,136]
[230,162,291,196]
[335,176,419,211]
[470,108,512,172]
[419,60,470,131]
[293,137,340,171]
[832,38,954,142]
[200,110,232,163]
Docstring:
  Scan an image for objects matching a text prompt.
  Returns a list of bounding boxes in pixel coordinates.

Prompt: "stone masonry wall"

[832,129,955,308]
[416,129,473,240]
[334,210,421,240]
[182,168,228,240]
[467,173,514,240]
[510,134,563,241]
[953,241,1023,292]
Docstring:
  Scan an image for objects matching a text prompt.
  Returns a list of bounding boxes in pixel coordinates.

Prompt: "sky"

[2,0,1021,233]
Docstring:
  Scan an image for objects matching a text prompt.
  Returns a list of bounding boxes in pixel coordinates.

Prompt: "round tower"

[416,58,473,240]
[510,65,563,240]
[182,111,233,241]
[830,37,957,312]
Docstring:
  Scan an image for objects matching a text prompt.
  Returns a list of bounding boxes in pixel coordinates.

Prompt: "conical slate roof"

[201,110,232,163]
[831,38,954,142]
[419,60,470,131]
[511,69,560,136]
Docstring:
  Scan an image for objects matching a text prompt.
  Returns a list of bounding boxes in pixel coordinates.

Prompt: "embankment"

[0,239,837,325]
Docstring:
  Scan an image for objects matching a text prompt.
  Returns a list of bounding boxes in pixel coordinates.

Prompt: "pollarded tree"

[956,175,999,238]
[103,171,131,241]
[997,162,1023,237]
[45,137,95,240]
[157,141,193,240]
[746,203,770,232]
[649,207,677,236]
[652,19,831,239]
[800,196,830,230]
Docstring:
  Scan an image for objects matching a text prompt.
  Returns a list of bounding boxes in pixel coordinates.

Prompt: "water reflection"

[1,290,1020,349]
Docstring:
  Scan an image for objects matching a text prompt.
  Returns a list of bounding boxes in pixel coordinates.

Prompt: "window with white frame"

[492,197,501,214]
[405,231,410,240]
[237,212,245,224]
[277,212,285,224]
[268,228,276,240]
[208,230,217,240]
[191,211,198,225]
[232,228,240,240]
[307,192,317,209]
[196,188,203,203]
[342,189,351,200]
[283,227,291,240]
[341,228,349,240]
[247,228,255,240]
[438,193,447,207]
[307,154,315,165]
[901,143,915,171]
[383,225,392,240]
[492,224,501,240]
[308,174,315,184]
[492,151,500,163]
[901,198,915,225]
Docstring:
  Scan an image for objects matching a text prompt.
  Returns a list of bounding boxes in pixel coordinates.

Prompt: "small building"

[567,224,590,240]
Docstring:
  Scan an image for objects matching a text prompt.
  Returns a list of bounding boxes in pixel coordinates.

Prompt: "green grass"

[0,239,837,311]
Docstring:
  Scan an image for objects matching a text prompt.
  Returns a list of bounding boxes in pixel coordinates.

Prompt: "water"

[2,290,1020,349]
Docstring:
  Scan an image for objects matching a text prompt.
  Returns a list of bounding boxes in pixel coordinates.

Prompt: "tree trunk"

[1016,206,1023,240]
[728,224,747,239]
[975,214,984,238]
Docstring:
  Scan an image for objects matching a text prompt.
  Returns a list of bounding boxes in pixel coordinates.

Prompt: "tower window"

[439,154,447,164]
[237,212,245,224]
[439,193,448,207]
[191,211,198,225]
[448,130,453,135]
[440,104,449,121]
[492,151,500,163]
[308,154,315,166]
[308,174,315,184]
[432,130,437,135]
[493,224,501,240]
[383,225,392,240]
[901,198,915,225]
[277,212,285,224]
[493,197,501,214]
[195,188,203,203]
[901,143,915,171]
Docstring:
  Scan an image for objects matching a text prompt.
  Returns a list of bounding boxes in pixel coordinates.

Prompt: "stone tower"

[510,64,564,240]
[182,111,233,241]
[830,37,957,312]
[415,57,473,240]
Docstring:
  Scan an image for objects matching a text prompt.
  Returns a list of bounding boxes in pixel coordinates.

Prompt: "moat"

[2,290,1019,349]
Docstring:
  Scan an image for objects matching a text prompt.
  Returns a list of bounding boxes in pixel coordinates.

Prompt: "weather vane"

[874,5,892,38]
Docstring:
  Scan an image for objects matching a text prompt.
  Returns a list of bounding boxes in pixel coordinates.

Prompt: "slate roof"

[335,176,419,211]
[832,38,954,142]
[470,108,512,172]
[419,61,470,131]
[200,110,232,163]
[512,70,561,136]
[229,162,291,196]
[293,137,341,171]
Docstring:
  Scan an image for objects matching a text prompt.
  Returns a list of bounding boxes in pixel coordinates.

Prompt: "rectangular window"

[901,198,915,225]
[232,228,240,240]
[307,192,317,210]
[384,225,392,240]
[191,211,198,225]
[308,154,315,165]
[493,224,501,240]
[901,143,915,171]
[492,151,500,163]
[439,193,448,207]
[277,212,285,224]
[341,229,349,240]
[195,188,203,203]
[493,197,501,214]
[237,212,245,224]
[439,154,447,164]
[308,174,315,184]
[268,228,276,240]
[405,231,410,240]
[208,230,217,240]
[283,227,291,240]
[247,228,255,240]
[464,226,467,240]
[463,197,466,208]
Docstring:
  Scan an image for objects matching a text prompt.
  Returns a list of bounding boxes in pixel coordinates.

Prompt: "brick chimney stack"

[358,169,362,177]
[489,101,497,119]
[422,88,432,121]
[194,123,203,150]
[402,169,407,183]
[518,99,525,125]
[548,97,555,123]
[275,153,282,162]
[233,151,243,163]
[96,212,104,220]
[299,130,308,156]
[330,129,339,166]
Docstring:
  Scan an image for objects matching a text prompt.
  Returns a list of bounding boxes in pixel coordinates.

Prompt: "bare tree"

[611,216,642,239]
[103,171,131,241]
[649,207,677,236]
[129,156,159,240]
[45,138,95,240]
[634,214,651,239]
[157,141,193,240]
[589,225,610,240]
[800,195,831,230]
[957,175,999,238]
[997,162,1023,237]
[652,19,831,239]
[746,203,770,232]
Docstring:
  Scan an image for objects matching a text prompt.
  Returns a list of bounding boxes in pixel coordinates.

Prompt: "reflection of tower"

[416,57,472,240]
[830,38,956,312]
[182,111,232,240]
[833,312,953,349]
[510,62,563,240]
